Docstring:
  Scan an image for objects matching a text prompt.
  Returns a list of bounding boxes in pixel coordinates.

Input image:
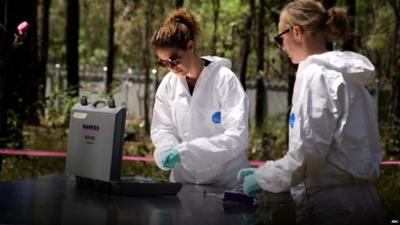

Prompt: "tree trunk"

[323,0,337,11]
[395,8,400,118]
[388,0,400,117]
[255,0,266,129]
[286,63,297,144]
[66,0,79,97]
[287,64,297,114]
[106,0,115,95]
[0,0,38,172]
[176,0,184,8]
[238,0,255,91]
[211,0,220,55]
[323,0,337,50]
[143,0,154,134]
[343,0,355,51]
[20,1,39,125]
[21,2,39,125]
[25,0,50,124]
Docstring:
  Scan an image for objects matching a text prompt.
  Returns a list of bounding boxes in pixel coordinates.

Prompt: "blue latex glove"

[243,174,261,197]
[237,167,257,181]
[161,148,181,169]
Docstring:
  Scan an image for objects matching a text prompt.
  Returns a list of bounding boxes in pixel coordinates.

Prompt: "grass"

[376,166,400,223]
[0,155,168,181]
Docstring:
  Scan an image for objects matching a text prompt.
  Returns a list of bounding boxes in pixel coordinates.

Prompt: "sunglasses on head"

[157,51,183,68]
[273,27,291,48]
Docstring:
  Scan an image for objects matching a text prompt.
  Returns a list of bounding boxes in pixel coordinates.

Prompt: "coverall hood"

[201,55,232,69]
[302,51,376,86]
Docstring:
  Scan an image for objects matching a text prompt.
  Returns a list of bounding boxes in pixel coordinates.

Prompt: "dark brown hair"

[281,0,350,41]
[151,8,201,50]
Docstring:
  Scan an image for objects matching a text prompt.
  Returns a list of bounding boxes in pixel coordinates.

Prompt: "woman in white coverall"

[237,1,381,224]
[150,8,250,189]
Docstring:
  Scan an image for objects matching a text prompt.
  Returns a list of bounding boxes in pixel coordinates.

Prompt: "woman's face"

[155,41,195,78]
[277,19,304,64]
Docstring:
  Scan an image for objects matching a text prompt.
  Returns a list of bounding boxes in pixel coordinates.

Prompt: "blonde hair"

[281,0,350,41]
[151,8,201,50]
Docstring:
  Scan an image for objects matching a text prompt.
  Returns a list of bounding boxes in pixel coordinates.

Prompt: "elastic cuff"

[175,142,188,157]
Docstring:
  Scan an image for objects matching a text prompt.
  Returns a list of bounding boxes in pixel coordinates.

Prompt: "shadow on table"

[61,187,182,225]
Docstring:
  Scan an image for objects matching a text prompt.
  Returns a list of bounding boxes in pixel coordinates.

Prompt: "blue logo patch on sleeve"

[289,112,296,128]
[212,112,221,124]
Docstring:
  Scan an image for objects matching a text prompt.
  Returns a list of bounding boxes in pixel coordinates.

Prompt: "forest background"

[0,0,399,222]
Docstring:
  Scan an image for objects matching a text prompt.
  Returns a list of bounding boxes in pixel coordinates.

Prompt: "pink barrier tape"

[0,149,66,157]
[249,159,400,166]
[381,160,400,165]
[0,149,399,166]
[249,160,265,166]
[122,155,154,162]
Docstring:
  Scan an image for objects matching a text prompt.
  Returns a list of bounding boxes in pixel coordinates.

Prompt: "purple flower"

[17,21,29,35]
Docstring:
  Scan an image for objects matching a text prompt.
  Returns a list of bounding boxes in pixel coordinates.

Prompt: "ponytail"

[152,8,201,50]
[326,7,350,41]
[282,0,350,42]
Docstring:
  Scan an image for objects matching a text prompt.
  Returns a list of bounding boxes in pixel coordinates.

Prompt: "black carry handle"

[92,100,108,108]
[84,96,116,108]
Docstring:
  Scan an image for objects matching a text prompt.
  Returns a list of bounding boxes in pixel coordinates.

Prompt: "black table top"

[0,174,296,225]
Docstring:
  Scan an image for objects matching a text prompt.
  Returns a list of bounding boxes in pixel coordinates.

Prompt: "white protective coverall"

[254,51,381,225]
[151,56,250,189]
